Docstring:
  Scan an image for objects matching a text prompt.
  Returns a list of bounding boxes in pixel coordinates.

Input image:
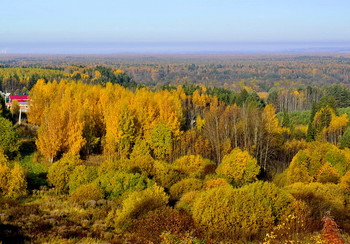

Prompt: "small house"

[7,94,30,112]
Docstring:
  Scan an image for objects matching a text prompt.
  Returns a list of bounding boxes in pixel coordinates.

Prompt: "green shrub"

[97,170,154,198]
[47,154,81,193]
[68,165,98,193]
[0,117,19,157]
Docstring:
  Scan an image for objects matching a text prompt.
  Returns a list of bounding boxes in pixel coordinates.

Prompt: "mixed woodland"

[1,55,350,243]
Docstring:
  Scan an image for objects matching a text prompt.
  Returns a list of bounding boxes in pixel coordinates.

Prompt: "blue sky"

[1,0,350,53]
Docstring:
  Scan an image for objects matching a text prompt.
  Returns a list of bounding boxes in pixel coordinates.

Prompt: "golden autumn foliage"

[192,183,294,241]
[316,162,340,184]
[30,81,184,162]
[204,177,230,190]
[152,160,183,189]
[324,114,349,145]
[69,183,104,205]
[107,185,169,232]
[169,178,203,200]
[0,154,27,198]
[340,170,350,194]
[129,138,154,174]
[68,165,98,193]
[286,182,349,228]
[172,155,215,179]
[216,147,260,186]
[286,142,350,185]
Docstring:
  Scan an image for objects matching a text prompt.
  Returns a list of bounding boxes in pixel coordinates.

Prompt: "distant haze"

[1,42,350,54]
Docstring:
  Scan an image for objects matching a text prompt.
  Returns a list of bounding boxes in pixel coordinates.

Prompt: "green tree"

[97,170,154,198]
[340,127,350,149]
[47,154,81,193]
[0,117,19,156]
[68,165,98,193]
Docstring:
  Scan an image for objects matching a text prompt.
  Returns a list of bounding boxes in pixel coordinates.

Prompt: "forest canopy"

[0,55,350,243]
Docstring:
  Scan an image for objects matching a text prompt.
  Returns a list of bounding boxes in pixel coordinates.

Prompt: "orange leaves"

[322,215,344,244]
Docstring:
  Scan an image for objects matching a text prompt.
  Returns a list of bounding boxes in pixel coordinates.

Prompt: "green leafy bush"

[68,165,98,193]
[97,170,154,198]
[47,154,81,193]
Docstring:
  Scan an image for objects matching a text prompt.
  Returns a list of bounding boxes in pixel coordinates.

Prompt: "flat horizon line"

[1,41,350,55]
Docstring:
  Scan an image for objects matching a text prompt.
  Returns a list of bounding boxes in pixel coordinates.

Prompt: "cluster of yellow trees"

[0,149,27,198]
[22,80,350,242]
[28,79,182,163]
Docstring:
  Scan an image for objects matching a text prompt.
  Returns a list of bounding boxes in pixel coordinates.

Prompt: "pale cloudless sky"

[1,0,350,53]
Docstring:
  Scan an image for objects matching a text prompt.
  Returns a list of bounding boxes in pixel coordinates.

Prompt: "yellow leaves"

[169,178,203,200]
[107,185,168,231]
[312,106,335,133]
[0,162,27,198]
[216,148,260,187]
[285,142,350,185]
[204,177,229,190]
[6,163,27,198]
[94,70,101,78]
[31,80,185,162]
[316,162,340,184]
[0,163,10,194]
[195,114,205,130]
[10,99,20,115]
[340,171,350,194]
[324,113,349,144]
[173,155,215,179]
[192,184,278,241]
[262,104,280,134]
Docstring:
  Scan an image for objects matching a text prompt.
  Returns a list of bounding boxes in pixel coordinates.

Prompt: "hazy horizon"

[1,41,350,55]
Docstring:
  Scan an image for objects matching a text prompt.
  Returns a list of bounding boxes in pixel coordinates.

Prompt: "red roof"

[9,95,29,103]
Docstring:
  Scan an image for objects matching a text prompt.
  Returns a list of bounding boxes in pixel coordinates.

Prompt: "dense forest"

[1,55,350,243]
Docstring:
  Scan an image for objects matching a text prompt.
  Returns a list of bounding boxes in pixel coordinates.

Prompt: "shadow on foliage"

[0,224,28,244]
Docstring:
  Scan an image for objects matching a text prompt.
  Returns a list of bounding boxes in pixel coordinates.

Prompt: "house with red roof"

[6,94,30,112]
